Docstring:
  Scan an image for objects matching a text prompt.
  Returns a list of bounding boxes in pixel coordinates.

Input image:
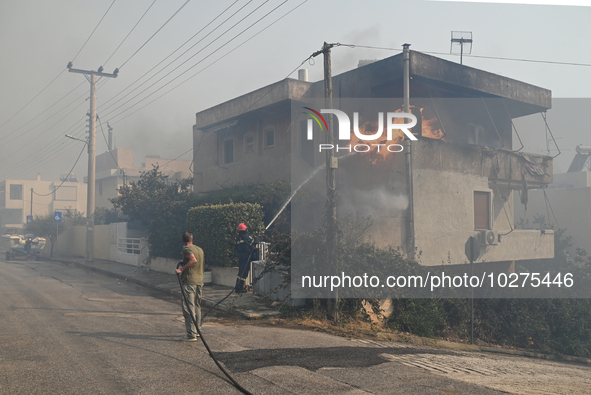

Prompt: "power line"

[103,0,158,67]
[106,0,289,122]
[71,0,118,63]
[97,0,247,114]
[0,69,66,131]
[339,43,591,67]
[0,0,116,135]
[0,85,88,145]
[113,0,308,125]
[32,142,87,197]
[101,0,269,117]
[97,114,124,175]
[119,0,191,69]
[0,99,89,165]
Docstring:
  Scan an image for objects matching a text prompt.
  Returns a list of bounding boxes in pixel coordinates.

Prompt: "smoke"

[345,186,408,218]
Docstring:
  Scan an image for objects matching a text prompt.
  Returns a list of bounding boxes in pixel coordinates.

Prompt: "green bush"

[186,202,264,267]
[191,181,291,232]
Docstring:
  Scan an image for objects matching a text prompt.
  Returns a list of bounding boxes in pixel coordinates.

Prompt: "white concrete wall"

[414,169,554,266]
[43,224,110,259]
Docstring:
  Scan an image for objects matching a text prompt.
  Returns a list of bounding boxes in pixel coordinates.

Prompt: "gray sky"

[0,0,589,182]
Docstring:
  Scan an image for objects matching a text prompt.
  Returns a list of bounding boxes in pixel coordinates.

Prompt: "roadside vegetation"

[109,169,591,358]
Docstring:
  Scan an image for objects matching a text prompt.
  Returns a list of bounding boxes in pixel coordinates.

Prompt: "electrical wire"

[337,43,591,67]
[103,0,278,120]
[97,114,124,175]
[3,3,246,179]
[98,0,251,115]
[119,0,191,69]
[103,0,158,67]
[0,99,89,172]
[71,0,118,63]
[0,87,88,146]
[0,70,66,131]
[0,0,117,140]
[3,0,304,181]
[109,0,302,124]
[32,142,87,197]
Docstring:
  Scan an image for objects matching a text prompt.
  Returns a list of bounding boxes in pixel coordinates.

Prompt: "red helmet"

[237,223,247,231]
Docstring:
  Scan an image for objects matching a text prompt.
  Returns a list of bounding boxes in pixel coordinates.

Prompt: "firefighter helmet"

[237,223,247,231]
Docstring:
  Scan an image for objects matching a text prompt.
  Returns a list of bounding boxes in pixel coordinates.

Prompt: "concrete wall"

[43,225,111,259]
[194,114,292,193]
[412,140,554,266]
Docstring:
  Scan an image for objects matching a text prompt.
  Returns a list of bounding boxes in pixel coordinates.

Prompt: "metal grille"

[117,238,141,255]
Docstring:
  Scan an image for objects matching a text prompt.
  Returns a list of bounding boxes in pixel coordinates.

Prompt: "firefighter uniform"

[235,224,254,293]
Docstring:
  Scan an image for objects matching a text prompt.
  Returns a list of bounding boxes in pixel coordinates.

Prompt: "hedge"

[186,202,264,267]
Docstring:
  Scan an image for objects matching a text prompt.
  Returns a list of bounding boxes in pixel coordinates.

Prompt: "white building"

[0,174,87,231]
[94,148,192,209]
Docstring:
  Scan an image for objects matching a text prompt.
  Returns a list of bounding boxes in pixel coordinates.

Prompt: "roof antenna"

[450,31,473,65]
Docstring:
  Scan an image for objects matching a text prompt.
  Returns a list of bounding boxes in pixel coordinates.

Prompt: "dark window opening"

[265,129,275,148]
[224,139,234,164]
[10,184,23,200]
[245,134,254,153]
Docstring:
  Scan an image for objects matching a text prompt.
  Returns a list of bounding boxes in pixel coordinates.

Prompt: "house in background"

[515,145,591,257]
[0,174,87,232]
[94,147,192,209]
[192,48,554,269]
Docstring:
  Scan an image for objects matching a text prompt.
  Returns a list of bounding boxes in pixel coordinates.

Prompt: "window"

[265,129,275,148]
[224,139,234,164]
[245,134,254,153]
[54,186,77,201]
[9,184,22,200]
[474,191,490,230]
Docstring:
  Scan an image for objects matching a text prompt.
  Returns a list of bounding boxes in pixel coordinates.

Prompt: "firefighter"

[235,223,254,294]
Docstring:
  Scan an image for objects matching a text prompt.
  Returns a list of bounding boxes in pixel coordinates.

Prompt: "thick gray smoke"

[345,187,408,218]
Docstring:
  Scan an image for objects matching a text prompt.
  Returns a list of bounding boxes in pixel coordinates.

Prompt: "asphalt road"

[1,258,590,394]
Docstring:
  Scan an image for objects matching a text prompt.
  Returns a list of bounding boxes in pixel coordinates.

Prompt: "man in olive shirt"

[175,231,204,341]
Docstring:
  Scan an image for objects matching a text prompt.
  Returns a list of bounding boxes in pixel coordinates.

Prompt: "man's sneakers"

[181,334,200,342]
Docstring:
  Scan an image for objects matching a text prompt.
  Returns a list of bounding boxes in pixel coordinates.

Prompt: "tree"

[25,211,85,258]
[110,167,193,258]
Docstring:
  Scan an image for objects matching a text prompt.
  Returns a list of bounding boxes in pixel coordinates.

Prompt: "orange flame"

[338,107,445,165]
[420,107,445,141]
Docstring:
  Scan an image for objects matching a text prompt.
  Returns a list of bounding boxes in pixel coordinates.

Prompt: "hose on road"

[176,262,254,395]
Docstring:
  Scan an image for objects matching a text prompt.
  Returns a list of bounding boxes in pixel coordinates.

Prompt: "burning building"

[192,48,554,270]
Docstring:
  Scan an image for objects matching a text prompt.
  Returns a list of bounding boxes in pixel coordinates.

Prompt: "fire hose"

[176,262,253,395]
[201,238,259,321]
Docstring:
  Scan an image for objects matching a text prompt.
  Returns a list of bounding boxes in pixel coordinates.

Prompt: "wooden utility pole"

[67,62,118,262]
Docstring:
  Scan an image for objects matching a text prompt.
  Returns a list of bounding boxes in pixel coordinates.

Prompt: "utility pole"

[30,188,33,217]
[67,62,118,262]
[313,42,339,321]
[402,44,415,261]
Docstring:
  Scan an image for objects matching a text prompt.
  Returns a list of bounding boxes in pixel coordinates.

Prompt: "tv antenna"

[450,31,473,65]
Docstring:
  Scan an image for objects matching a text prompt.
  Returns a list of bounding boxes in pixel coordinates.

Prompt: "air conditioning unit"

[478,230,499,245]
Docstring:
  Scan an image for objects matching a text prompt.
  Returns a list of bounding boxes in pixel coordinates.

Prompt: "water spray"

[265,152,356,230]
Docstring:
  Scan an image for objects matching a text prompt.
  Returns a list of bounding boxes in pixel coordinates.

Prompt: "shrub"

[186,202,264,267]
